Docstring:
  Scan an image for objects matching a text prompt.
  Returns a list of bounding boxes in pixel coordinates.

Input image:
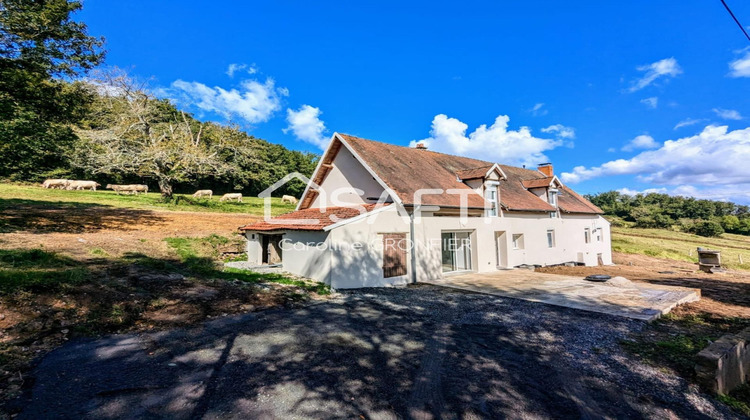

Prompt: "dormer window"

[485,182,499,217]
[548,189,558,207]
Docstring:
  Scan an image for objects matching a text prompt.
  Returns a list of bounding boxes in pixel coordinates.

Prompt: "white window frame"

[546,230,556,248]
[485,182,500,217]
[548,189,558,207]
[596,228,603,242]
[512,234,524,250]
[584,228,591,244]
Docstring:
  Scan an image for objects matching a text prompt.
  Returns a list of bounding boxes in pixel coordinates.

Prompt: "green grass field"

[612,226,750,271]
[0,182,297,216]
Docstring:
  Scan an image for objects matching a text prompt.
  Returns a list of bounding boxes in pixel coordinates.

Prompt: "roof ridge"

[338,133,494,165]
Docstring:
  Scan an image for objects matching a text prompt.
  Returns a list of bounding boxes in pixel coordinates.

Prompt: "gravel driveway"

[8,285,738,419]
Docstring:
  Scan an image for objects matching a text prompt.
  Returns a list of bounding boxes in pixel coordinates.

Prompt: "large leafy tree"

[0,0,104,179]
[75,70,242,197]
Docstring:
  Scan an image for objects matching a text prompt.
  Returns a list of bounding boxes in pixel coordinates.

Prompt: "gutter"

[409,205,418,284]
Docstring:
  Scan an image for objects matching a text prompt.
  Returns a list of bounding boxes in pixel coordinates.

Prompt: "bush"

[605,215,630,227]
[692,220,724,237]
[634,216,656,228]
[634,214,673,229]
[722,215,741,233]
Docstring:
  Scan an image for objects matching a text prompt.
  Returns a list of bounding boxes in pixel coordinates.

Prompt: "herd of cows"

[39,179,299,204]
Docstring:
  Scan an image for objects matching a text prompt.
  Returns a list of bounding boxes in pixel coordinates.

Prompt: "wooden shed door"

[262,234,283,264]
[383,233,408,278]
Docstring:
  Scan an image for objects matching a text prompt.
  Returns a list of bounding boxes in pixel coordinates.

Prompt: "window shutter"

[382,233,408,278]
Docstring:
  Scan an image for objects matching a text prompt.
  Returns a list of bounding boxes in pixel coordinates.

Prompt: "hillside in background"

[586,191,750,237]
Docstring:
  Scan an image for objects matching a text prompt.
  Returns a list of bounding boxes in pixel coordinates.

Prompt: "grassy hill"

[0,183,297,216]
[612,226,750,271]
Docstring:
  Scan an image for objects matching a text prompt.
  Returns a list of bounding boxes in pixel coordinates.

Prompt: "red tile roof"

[455,165,495,180]
[558,186,604,214]
[497,165,556,212]
[340,134,490,209]
[240,204,386,231]
[296,133,602,215]
[521,177,555,189]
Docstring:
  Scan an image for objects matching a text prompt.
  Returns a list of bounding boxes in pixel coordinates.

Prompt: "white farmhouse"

[240,133,611,289]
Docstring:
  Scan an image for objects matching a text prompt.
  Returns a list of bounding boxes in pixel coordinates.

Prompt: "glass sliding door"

[441,231,472,273]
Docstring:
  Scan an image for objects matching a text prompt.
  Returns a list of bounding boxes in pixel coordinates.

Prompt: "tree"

[0,0,104,179]
[721,215,741,233]
[691,220,724,238]
[74,70,237,197]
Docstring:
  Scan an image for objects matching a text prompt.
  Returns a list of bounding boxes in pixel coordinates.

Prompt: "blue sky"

[78,1,750,203]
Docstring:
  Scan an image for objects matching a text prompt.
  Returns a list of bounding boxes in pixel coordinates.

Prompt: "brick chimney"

[415,142,428,150]
[538,163,553,177]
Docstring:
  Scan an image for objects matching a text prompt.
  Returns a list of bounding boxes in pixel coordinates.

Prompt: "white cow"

[106,184,148,195]
[193,189,213,199]
[220,193,242,203]
[127,184,148,195]
[42,179,69,189]
[281,195,298,204]
[67,180,100,191]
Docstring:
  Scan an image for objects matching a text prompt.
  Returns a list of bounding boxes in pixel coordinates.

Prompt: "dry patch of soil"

[0,205,255,260]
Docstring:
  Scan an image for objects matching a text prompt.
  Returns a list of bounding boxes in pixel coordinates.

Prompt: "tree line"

[0,0,317,198]
[585,191,750,237]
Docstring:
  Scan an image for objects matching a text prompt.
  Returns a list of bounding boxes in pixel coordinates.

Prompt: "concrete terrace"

[421,270,701,321]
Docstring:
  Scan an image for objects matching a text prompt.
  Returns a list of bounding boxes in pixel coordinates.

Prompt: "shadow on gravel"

[7,287,739,419]
[0,198,165,234]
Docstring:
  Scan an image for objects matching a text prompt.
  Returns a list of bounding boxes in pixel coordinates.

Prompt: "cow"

[42,179,69,189]
[219,193,242,203]
[67,180,100,191]
[192,189,213,199]
[281,195,298,205]
[106,184,148,195]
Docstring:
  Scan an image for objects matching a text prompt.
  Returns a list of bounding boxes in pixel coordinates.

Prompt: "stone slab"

[421,270,700,321]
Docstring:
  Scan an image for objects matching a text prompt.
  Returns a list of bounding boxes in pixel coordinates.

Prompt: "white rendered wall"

[328,207,411,289]
[279,231,332,284]
[409,211,612,282]
[310,149,386,208]
[244,209,611,288]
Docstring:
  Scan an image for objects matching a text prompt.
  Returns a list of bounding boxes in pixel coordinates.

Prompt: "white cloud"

[674,118,705,130]
[226,63,257,78]
[627,57,682,92]
[561,125,750,202]
[410,114,561,167]
[530,103,548,116]
[712,108,743,120]
[284,105,329,149]
[166,78,286,124]
[622,134,658,152]
[729,49,750,78]
[640,97,658,109]
[541,124,575,139]
[617,187,668,196]
[617,185,750,203]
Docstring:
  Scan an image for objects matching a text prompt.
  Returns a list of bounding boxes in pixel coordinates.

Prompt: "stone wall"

[695,327,750,395]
